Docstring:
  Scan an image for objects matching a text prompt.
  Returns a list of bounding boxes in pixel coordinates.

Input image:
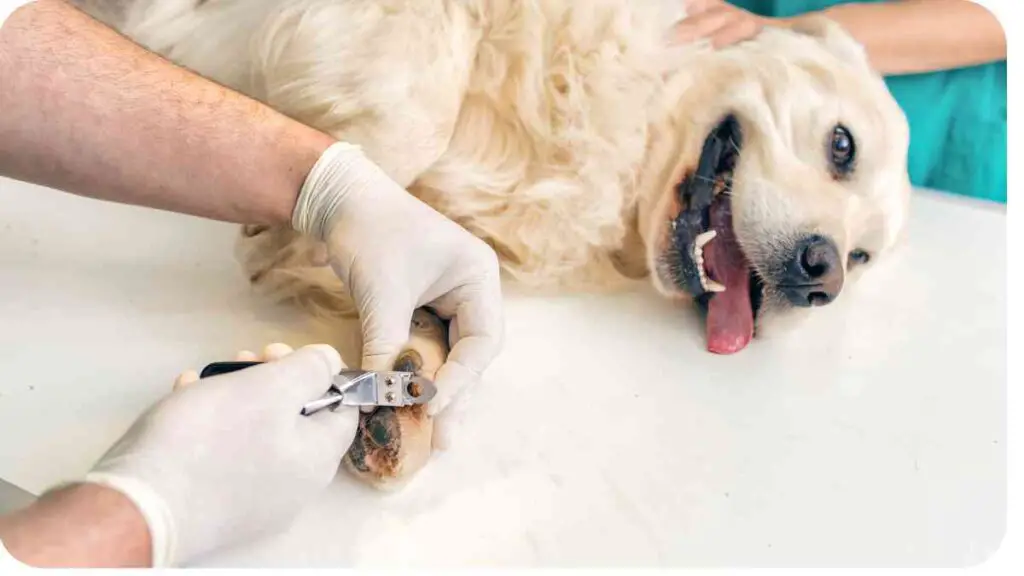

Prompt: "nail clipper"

[198,361,437,416]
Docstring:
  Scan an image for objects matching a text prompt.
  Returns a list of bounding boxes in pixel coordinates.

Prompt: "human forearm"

[0,483,151,568]
[785,0,1006,75]
[0,0,335,225]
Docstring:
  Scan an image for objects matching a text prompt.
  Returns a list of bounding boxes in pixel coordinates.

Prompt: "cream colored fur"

[82,0,912,331]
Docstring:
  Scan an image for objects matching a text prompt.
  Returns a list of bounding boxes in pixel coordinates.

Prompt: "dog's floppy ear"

[787,14,872,71]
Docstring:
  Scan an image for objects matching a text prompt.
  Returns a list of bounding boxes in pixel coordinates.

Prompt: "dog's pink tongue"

[704,197,753,355]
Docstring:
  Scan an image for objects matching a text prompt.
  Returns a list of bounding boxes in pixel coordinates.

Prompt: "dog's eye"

[848,249,870,266]
[829,125,856,176]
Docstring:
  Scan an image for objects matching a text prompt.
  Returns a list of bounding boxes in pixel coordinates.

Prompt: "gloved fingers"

[426,283,503,417]
[427,358,481,417]
[172,369,200,391]
[299,404,361,457]
[264,344,346,405]
[359,300,418,414]
[431,381,474,451]
[262,342,294,361]
[235,350,259,361]
[171,344,299,392]
[359,300,416,374]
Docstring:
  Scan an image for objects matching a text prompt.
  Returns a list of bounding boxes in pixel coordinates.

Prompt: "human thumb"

[263,344,344,405]
[302,404,361,456]
[359,302,415,373]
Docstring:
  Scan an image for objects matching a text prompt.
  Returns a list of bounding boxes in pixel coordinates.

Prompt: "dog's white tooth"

[693,231,717,264]
[695,230,718,248]
[697,265,725,293]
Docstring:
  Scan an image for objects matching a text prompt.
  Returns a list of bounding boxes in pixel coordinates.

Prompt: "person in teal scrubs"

[674,0,1007,204]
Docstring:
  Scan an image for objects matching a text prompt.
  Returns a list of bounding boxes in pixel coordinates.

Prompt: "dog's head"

[634,16,911,354]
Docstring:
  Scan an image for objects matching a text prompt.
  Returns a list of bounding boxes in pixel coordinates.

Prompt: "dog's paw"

[172,311,449,491]
[234,224,355,317]
[343,309,449,490]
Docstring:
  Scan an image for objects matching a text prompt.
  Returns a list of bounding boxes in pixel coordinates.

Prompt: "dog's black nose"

[778,234,844,307]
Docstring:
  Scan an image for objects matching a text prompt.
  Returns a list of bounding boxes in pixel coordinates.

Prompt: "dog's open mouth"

[669,115,764,355]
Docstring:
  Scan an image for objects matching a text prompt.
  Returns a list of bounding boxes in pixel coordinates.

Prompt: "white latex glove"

[84,344,359,567]
[293,142,505,432]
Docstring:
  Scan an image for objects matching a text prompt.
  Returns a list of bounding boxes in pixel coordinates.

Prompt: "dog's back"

[84,0,692,294]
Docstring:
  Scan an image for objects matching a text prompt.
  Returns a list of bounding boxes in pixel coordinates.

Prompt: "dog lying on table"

[78,0,912,489]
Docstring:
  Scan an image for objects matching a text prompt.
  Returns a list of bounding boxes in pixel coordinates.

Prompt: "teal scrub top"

[733,0,1007,204]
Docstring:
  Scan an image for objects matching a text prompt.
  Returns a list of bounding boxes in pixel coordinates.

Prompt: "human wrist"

[0,482,152,568]
[291,140,400,240]
[83,471,178,567]
[267,121,338,227]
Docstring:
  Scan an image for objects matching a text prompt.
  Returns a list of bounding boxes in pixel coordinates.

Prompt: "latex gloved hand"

[84,344,358,567]
[292,142,505,440]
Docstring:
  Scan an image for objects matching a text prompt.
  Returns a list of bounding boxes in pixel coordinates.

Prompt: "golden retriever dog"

[76,0,912,488]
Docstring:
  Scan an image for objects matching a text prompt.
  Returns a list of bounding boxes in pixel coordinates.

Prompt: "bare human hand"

[673,0,773,48]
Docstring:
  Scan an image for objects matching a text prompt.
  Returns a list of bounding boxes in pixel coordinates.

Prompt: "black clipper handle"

[199,361,264,379]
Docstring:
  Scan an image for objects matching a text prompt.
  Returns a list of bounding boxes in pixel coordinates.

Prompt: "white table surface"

[0,177,1006,567]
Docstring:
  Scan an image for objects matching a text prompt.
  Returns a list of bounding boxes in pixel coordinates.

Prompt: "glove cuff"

[83,472,177,568]
[292,141,379,241]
